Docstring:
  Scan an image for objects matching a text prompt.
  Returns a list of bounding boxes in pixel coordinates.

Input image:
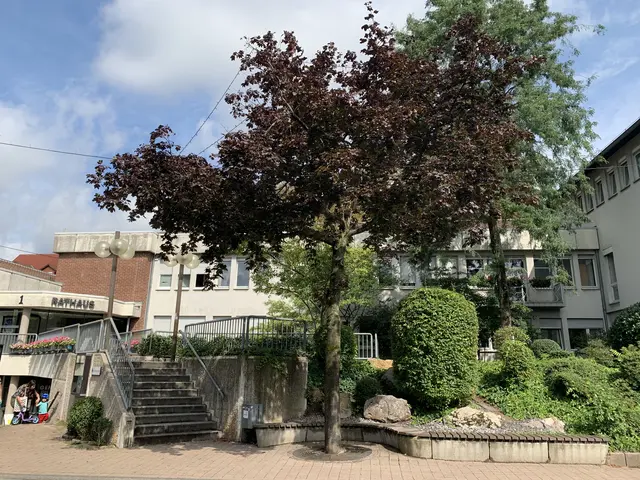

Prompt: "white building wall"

[0,268,62,292]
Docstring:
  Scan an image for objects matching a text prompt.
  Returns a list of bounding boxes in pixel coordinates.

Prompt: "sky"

[1,0,639,259]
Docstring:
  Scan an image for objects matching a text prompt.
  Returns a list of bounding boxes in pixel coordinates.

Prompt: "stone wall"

[182,356,308,441]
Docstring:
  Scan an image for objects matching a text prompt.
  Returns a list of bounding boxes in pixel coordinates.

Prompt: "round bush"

[531,339,563,358]
[391,287,478,409]
[354,376,383,411]
[577,339,616,367]
[494,326,529,351]
[500,340,536,385]
[68,397,104,440]
[609,303,640,350]
[619,344,640,391]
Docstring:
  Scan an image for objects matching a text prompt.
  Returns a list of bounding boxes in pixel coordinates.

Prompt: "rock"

[364,395,411,423]
[339,392,352,419]
[521,419,546,430]
[541,416,565,432]
[450,406,502,429]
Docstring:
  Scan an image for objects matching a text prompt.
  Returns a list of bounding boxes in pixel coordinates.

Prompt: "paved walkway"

[0,425,637,480]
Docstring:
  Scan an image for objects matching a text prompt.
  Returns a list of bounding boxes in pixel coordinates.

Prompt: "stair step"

[134,374,191,383]
[132,396,203,407]
[132,388,199,398]
[132,404,207,416]
[135,413,211,425]
[132,361,181,370]
[134,430,221,446]
[135,421,217,436]
[134,381,194,390]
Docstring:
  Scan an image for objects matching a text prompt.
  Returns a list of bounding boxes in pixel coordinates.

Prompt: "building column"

[560,313,571,350]
[2,376,19,423]
[18,308,31,342]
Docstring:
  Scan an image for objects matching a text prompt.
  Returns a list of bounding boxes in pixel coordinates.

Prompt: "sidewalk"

[0,424,636,480]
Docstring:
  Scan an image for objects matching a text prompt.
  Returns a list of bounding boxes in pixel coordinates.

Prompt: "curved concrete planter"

[255,422,609,465]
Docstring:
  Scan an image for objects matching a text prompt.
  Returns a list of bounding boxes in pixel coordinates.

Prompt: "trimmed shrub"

[494,326,529,351]
[609,302,640,350]
[531,339,563,359]
[391,287,478,409]
[544,357,612,400]
[68,397,104,441]
[619,344,640,391]
[578,339,617,367]
[354,376,383,412]
[500,340,536,385]
[137,334,173,358]
[92,417,113,446]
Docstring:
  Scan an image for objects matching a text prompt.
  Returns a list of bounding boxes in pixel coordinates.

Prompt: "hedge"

[391,287,478,409]
[609,302,640,350]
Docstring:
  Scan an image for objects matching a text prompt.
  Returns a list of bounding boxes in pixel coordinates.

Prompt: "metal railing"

[103,318,136,410]
[121,328,172,354]
[0,333,38,355]
[38,319,106,353]
[180,330,225,428]
[184,316,308,355]
[355,332,379,359]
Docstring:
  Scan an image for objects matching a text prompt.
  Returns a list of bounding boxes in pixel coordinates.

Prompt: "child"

[13,392,27,416]
[37,393,50,423]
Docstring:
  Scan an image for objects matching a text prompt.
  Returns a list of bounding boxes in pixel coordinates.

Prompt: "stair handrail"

[104,317,136,410]
[180,330,225,427]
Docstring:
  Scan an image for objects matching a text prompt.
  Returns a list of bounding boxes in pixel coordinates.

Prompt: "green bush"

[91,417,113,446]
[494,326,529,351]
[68,397,104,441]
[578,339,617,367]
[543,357,612,401]
[354,376,383,411]
[609,302,640,350]
[137,334,173,358]
[531,339,563,359]
[500,340,536,385]
[619,344,640,391]
[391,287,478,409]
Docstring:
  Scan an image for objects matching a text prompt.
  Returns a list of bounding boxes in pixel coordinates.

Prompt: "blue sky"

[1,0,639,259]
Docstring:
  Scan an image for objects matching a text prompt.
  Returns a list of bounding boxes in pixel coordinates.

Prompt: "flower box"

[10,336,76,354]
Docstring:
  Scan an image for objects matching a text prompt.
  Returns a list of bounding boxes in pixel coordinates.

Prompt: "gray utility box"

[241,404,264,429]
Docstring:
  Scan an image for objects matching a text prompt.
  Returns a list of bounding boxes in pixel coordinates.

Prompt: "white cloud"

[0,88,149,260]
[94,0,424,95]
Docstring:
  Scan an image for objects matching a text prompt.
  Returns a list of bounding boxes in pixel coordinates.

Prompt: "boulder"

[364,395,411,423]
[521,417,565,433]
[449,406,502,429]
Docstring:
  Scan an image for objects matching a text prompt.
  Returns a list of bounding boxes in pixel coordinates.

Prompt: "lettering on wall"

[51,297,95,310]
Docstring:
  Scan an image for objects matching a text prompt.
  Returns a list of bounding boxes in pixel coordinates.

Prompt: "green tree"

[398,0,601,326]
[252,239,381,326]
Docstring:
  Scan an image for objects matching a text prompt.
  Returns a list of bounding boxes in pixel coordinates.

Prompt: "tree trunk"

[324,240,347,454]
[488,216,512,327]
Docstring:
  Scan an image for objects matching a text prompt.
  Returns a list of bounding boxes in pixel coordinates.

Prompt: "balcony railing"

[0,333,38,355]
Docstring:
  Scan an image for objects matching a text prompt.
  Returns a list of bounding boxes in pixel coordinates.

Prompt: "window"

[399,257,417,286]
[569,329,589,349]
[560,258,574,284]
[605,253,619,302]
[181,274,191,289]
[159,274,172,288]
[236,260,250,288]
[584,192,594,211]
[533,258,551,279]
[620,161,631,188]
[217,260,231,287]
[540,329,563,348]
[578,257,597,287]
[195,274,206,289]
[465,258,484,277]
[577,195,584,212]
[635,152,640,179]
[607,170,617,197]
[594,179,605,205]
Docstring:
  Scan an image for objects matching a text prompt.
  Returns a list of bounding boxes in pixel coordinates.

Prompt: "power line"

[0,244,59,258]
[0,141,112,160]
[198,119,245,156]
[182,69,242,153]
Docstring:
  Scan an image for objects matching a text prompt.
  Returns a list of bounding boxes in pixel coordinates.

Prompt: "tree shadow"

[134,439,269,457]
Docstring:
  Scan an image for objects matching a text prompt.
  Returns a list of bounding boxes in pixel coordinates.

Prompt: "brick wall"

[55,252,153,331]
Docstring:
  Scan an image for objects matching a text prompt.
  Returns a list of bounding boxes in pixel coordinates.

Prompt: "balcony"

[511,282,565,308]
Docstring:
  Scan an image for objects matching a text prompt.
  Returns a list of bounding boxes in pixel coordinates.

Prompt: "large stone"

[521,416,565,433]
[450,406,502,429]
[364,395,411,423]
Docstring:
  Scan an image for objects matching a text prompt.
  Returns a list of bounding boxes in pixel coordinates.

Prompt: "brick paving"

[0,424,637,480]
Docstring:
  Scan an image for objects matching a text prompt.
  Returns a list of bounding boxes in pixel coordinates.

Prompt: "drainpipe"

[594,226,609,330]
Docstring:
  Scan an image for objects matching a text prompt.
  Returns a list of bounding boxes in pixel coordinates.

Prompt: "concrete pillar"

[18,308,31,341]
[2,376,19,424]
[560,313,571,350]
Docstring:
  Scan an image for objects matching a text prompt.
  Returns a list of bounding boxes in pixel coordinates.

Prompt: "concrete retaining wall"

[254,423,610,466]
[182,356,308,441]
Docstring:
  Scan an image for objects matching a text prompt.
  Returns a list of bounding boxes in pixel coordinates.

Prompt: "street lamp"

[93,231,136,319]
[164,250,200,361]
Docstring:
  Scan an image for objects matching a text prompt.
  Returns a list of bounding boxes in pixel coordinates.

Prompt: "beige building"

[578,117,640,325]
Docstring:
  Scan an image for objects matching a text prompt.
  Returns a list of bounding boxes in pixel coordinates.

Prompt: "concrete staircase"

[131,359,219,445]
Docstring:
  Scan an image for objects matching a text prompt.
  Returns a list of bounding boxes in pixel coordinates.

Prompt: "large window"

[578,257,597,287]
[559,258,574,284]
[607,170,618,197]
[533,258,552,279]
[195,274,206,289]
[181,274,191,289]
[605,253,619,302]
[399,257,417,286]
[465,258,484,278]
[159,274,172,288]
[635,152,640,179]
[236,260,250,288]
[584,192,594,211]
[569,329,589,350]
[595,179,605,205]
[577,195,584,212]
[620,160,631,188]
[217,260,232,288]
[540,329,563,348]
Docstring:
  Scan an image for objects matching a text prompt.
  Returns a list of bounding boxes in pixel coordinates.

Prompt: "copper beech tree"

[88,6,538,453]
